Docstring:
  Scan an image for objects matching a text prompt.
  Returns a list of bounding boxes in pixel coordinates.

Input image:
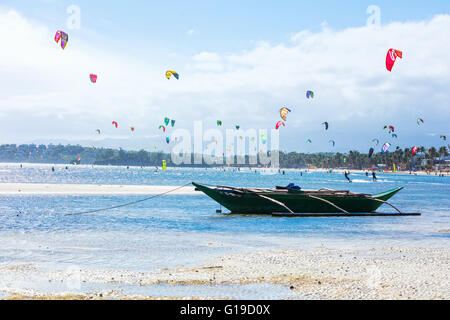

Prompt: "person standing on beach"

[372,171,377,182]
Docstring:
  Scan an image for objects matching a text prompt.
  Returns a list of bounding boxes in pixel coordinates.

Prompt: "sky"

[0,0,449,153]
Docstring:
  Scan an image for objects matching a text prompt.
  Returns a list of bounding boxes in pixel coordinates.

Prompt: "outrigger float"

[192,182,420,217]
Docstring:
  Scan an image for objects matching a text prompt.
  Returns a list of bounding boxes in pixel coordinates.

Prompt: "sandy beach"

[0,246,448,300]
[0,168,447,195]
[0,183,196,195]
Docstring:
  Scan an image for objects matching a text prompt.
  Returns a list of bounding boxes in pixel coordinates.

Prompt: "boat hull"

[193,182,403,214]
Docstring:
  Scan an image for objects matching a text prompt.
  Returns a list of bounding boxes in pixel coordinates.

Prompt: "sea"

[0,163,448,299]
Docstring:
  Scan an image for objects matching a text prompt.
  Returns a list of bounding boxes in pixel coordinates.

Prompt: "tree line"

[279,146,448,170]
[0,144,447,170]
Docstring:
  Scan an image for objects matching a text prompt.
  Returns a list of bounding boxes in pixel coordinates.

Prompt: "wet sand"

[1,246,448,300]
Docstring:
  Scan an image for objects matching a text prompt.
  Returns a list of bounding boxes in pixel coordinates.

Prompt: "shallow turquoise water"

[0,163,448,297]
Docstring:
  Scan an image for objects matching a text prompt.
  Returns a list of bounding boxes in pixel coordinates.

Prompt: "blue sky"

[0,1,449,153]
[7,1,450,54]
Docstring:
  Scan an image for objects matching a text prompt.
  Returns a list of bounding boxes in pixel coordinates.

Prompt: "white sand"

[0,183,196,195]
[0,247,448,300]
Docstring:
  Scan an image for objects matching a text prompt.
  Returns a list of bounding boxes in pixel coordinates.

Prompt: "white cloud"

[187,29,195,36]
[0,9,449,152]
[191,51,223,71]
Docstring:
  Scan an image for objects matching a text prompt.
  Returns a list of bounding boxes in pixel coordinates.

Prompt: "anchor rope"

[64,182,192,216]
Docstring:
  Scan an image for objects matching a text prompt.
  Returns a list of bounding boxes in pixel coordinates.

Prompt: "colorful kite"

[159,125,166,132]
[54,30,68,50]
[275,121,285,130]
[171,120,176,127]
[112,121,118,128]
[322,122,329,130]
[279,107,291,121]
[261,134,267,144]
[90,74,97,83]
[382,142,391,153]
[386,49,403,72]
[384,125,395,134]
[166,70,179,80]
[306,91,314,99]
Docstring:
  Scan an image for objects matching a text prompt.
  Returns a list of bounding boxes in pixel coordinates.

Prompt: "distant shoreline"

[0,162,448,177]
[288,168,450,177]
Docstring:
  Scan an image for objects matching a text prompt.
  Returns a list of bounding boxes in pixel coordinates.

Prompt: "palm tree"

[438,146,448,172]
[428,147,439,170]
[403,148,412,170]
[438,146,448,157]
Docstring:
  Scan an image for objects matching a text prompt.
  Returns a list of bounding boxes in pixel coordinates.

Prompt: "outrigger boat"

[192,182,420,217]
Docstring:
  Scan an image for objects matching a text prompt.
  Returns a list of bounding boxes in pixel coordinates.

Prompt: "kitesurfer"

[372,171,377,182]
[344,171,352,183]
